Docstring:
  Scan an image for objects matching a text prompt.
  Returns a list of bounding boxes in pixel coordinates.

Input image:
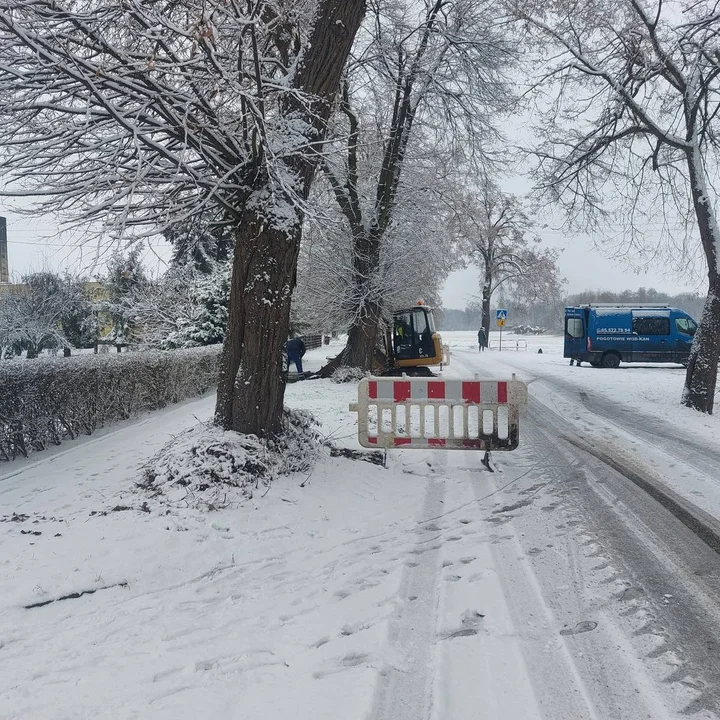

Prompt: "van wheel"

[601,352,621,369]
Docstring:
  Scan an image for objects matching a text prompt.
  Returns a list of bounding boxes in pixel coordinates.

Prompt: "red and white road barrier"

[349,376,528,451]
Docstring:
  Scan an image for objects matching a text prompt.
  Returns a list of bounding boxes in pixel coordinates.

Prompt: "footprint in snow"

[340,621,371,637]
[618,586,644,602]
[423,523,442,532]
[560,620,598,636]
[443,609,485,639]
[313,652,370,679]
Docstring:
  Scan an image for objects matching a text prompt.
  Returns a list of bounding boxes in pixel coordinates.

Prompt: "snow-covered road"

[3,334,720,719]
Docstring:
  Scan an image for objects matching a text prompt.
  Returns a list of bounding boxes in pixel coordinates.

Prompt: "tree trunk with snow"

[341,235,383,371]
[341,302,384,371]
[682,150,720,413]
[319,228,384,375]
[216,213,301,435]
[215,0,366,436]
[481,270,492,346]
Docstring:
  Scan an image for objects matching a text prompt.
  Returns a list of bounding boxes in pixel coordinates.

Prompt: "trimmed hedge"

[0,346,221,461]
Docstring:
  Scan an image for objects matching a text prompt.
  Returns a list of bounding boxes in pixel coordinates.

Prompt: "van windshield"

[676,317,697,336]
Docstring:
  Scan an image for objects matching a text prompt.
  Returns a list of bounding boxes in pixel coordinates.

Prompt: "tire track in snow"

[367,471,446,720]
[496,359,720,497]
[492,420,678,719]
[519,402,720,717]
[431,451,547,720]
[442,350,691,716]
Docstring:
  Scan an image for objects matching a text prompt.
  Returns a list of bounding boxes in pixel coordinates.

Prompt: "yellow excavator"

[384,301,448,376]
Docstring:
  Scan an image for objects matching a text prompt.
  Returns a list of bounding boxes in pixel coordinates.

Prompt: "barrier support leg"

[481,451,494,472]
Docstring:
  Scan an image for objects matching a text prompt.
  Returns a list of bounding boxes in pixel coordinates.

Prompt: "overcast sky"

[2,209,173,281]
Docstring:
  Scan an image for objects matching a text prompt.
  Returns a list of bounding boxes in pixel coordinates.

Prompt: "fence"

[302,335,323,351]
[350,376,528,450]
[488,339,528,352]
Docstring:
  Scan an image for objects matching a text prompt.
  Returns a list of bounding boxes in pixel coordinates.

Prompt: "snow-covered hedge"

[0,346,221,461]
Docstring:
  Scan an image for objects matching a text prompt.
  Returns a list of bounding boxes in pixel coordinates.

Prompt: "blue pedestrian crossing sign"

[496,309,507,327]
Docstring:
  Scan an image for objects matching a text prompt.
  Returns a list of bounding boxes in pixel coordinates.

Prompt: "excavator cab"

[387,303,444,375]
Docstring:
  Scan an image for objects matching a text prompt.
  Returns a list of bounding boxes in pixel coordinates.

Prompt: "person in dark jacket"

[477,327,487,351]
[286,336,306,374]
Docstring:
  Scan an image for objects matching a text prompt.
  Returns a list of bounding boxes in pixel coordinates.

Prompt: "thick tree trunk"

[682,278,720,413]
[216,213,300,436]
[214,0,366,437]
[480,256,493,345]
[341,300,384,370]
[683,148,720,413]
[481,279,491,346]
[323,227,384,373]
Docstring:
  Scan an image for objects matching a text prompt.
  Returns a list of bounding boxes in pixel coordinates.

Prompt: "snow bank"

[140,409,322,510]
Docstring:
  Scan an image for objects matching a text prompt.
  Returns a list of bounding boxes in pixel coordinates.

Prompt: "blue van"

[564,305,698,368]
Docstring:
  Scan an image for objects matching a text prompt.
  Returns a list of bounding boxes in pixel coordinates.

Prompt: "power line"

[8,239,90,248]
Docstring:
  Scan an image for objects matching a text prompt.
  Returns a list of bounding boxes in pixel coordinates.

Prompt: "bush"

[0,346,221,461]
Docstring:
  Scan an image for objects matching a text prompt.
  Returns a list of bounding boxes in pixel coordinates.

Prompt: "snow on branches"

[0,0,330,234]
[129,261,230,349]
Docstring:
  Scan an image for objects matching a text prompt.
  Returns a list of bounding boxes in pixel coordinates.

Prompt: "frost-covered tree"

[0,0,366,436]
[0,273,67,358]
[294,169,455,345]
[57,275,99,353]
[451,182,563,341]
[318,0,514,370]
[513,0,720,412]
[130,261,229,348]
[180,266,230,346]
[102,248,147,347]
[164,214,234,274]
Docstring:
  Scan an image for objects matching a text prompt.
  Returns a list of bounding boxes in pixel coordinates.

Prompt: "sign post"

[496,309,507,351]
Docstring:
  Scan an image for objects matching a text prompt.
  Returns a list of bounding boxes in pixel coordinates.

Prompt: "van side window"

[565,317,583,338]
[676,318,697,336]
[632,317,670,335]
